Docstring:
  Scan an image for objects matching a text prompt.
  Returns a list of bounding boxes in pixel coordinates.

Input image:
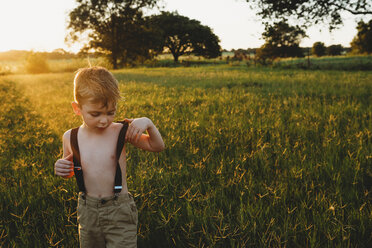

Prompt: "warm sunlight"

[0,0,76,52]
[1,0,371,247]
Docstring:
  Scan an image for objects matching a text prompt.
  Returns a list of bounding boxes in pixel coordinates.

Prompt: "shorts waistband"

[78,192,133,208]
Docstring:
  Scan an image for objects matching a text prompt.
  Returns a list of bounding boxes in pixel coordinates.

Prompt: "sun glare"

[0,0,76,52]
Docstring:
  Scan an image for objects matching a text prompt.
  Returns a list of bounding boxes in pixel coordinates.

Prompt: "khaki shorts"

[77,192,138,248]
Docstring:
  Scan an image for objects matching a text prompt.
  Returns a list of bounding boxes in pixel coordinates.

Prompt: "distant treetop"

[245,0,372,30]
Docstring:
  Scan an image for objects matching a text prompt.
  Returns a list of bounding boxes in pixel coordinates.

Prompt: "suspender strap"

[70,127,86,193]
[70,122,129,194]
[116,122,129,159]
[114,122,129,194]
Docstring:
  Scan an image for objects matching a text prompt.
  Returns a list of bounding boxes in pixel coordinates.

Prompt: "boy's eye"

[108,112,115,116]
[90,113,100,117]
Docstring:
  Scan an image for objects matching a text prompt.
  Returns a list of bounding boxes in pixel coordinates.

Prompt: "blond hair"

[74,66,120,107]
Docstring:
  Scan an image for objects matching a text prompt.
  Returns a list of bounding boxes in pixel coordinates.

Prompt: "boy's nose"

[99,117,108,124]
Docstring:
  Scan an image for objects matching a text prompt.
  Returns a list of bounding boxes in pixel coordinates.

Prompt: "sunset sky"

[0,0,370,53]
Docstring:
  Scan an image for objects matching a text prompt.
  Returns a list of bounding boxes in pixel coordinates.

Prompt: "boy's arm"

[55,130,74,177]
[62,130,72,158]
[124,118,165,152]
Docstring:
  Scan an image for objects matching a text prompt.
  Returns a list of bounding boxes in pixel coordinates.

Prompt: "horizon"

[0,44,353,55]
[0,0,370,53]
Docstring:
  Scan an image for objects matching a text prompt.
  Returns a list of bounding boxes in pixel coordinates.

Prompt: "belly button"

[111,155,115,160]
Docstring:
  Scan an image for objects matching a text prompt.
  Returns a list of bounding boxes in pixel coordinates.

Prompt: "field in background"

[274,55,372,71]
[1,54,372,75]
[0,57,113,75]
[0,64,371,247]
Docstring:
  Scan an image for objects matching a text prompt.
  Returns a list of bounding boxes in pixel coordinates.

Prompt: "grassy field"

[273,55,372,71]
[0,64,371,247]
[2,54,372,75]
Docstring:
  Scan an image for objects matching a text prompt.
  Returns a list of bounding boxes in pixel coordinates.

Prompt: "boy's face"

[72,100,117,131]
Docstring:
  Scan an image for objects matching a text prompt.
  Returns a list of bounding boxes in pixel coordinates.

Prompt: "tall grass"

[1,65,371,247]
[273,55,372,71]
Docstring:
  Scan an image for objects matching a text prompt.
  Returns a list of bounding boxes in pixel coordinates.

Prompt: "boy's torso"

[70,122,128,198]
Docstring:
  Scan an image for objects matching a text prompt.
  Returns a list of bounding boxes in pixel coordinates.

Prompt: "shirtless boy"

[54,66,165,247]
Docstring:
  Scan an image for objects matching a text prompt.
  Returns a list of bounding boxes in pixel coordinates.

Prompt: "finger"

[127,127,135,142]
[56,163,73,171]
[55,167,73,175]
[56,168,73,174]
[132,128,141,143]
[124,118,133,123]
[55,166,73,177]
[125,127,131,141]
[57,160,73,167]
[126,126,132,139]
[131,130,138,143]
[135,130,142,143]
[55,168,72,176]
[133,131,138,143]
[58,172,71,177]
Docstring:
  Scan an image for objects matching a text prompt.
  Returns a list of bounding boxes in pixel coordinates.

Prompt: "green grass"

[273,55,372,71]
[1,65,371,247]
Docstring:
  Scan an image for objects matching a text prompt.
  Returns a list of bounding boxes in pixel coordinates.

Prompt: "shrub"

[326,44,343,56]
[312,42,326,57]
[25,52,50,74]
[0,65,11,75]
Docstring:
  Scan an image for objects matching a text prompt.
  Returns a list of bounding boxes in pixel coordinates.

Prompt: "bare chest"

[78,134,118,172]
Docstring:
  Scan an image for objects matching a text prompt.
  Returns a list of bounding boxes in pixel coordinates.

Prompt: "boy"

[54,66,165,248]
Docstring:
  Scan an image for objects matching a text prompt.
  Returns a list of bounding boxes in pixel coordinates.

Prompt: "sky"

[0,0,370,53]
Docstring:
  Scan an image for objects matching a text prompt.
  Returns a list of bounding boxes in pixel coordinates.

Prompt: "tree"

[66,0,159,68]
[245,0,372,30]
[256,21,306,63]
[312,42,326,57]
[351,19,372,54]
[149,12,221,62]
[326,44,343,56]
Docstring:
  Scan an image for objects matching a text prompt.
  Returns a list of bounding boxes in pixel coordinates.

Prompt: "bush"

[0,65,11,75]
[312,42,326,57]
[326,44,343,56]
[25,52,50,74]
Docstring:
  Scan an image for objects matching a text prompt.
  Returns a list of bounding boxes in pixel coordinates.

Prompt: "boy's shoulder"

[62,122,126,140]
[62,129,72,141]
[113,121,127,129]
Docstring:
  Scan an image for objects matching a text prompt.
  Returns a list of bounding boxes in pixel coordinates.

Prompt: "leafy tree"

[326,44,343,56]
[66,0,159,68]
[351,19,372,54]
[256,21,306,63]
[312,42,326,57]
[149,12,221,62]
[245,0,372,30]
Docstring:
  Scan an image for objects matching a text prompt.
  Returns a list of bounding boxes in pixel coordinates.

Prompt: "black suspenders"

[70,122,129,195]
[114,121,128,194]
[70,128,85,192]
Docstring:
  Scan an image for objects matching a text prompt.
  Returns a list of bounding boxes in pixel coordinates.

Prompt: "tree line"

[65,0,221,68]
[251,19,372,65]
[64,0,371,68]
[2,0,370,69]
[244,0,372,63]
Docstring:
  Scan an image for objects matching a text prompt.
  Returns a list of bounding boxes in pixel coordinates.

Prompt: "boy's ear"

[71,102,81,115]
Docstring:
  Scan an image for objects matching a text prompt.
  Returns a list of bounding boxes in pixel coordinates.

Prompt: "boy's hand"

[124,117,151,143]
[55,153,74,178]
[124,117,165,152]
